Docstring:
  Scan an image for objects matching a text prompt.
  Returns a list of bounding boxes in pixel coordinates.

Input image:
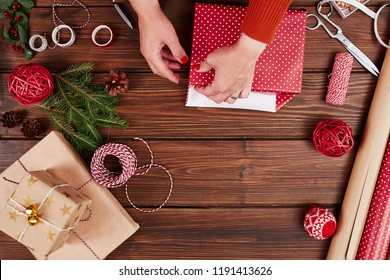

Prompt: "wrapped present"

[187,3,307,112]
[0,170,91,256]
[0,131,139,259]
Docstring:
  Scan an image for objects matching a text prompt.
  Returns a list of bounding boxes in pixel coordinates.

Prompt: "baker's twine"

[90,138,173,213]
[326,52,354,106]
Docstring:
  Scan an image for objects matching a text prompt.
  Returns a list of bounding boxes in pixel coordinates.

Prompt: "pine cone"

[21,119,41,138]
[1,111,22,128]
[104,70,129,96]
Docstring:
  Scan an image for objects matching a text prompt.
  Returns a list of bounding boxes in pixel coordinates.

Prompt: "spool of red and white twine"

[90,138,173,213]
[326,53,354,106]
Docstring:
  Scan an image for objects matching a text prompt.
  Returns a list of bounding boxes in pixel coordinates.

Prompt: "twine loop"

[90,138,173,212]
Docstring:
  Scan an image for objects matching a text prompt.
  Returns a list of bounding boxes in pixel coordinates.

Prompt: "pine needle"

[38,62,128,153]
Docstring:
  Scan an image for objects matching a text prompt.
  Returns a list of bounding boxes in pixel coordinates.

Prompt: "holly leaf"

[15,12,28,30]
[22,47,33,60]
[16,0,35,9]
[0,0,13,10]
[17,24,28,43]
[19,6,32,13]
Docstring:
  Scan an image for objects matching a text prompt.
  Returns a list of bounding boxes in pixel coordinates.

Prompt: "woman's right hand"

[130,0,188,84]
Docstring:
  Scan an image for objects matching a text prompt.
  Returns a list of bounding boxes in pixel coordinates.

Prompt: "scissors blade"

[339,36,380,77]
[113,3,133,30]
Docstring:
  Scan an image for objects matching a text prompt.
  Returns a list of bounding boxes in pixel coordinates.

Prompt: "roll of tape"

[51,24,76,47]
[28,35,48,52]
[91,25,114,47]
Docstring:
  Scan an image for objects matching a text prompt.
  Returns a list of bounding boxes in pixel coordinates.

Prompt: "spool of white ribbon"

[28,35,48,52]
[51,24,76,47]
[91,25,114,47]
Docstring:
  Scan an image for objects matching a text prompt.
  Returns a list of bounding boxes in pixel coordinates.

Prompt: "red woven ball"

[8,64,54,105]
[304,206,337,240]
[312,119,354,157]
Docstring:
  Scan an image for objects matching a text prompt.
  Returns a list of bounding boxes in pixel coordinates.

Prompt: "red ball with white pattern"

[304,206,337,240]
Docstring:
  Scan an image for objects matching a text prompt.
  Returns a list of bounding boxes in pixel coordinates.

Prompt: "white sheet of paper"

[186,86,277,112]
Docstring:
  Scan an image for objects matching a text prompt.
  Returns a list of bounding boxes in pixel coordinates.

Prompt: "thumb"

[193,60,213,72]
[166,38,188,64]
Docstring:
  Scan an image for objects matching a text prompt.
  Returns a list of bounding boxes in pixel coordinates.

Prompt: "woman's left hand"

[194,33,266,104]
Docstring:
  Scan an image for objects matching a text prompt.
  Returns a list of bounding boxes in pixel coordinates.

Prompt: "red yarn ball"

[8,64,54,105]
[304,206,337,240]
[312,119,354,157]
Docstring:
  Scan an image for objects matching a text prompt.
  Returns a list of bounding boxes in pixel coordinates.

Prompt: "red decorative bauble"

[312,119,354,157]
[304,206,337,240]
[8,64,54,105]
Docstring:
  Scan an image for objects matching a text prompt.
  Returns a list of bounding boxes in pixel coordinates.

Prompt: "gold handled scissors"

[306,1,382,76]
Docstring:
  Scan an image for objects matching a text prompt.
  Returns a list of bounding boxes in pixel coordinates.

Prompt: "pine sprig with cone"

[37,62,128,152]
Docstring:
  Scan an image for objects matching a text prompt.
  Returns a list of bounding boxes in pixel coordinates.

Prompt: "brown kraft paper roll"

[327,42,390,260]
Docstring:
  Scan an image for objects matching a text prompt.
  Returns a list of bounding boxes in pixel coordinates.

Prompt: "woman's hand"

[130,0,188,84]
[194,34,266,104]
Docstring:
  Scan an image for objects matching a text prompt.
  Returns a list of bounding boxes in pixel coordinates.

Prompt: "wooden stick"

[327,42,390,260]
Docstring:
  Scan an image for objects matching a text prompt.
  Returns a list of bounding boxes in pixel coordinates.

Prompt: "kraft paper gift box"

[0,170,91,256]
[0,131,139,259]
[187,3,307,113]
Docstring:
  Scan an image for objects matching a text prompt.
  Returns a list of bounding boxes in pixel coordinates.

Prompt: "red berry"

[14,16,22,21]
[16,3,22,9]
[3,11,11,19]
[11,45,21,52]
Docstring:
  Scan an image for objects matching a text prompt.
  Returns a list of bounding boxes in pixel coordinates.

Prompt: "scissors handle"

[305,13,339,39]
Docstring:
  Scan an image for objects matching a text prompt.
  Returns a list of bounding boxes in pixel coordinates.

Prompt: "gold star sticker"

[26,176,38,187]
[59,204,72,216]
[44,195,55,207]
[23,195,34,206]
[9,211,19,221]
[46,230,56,241]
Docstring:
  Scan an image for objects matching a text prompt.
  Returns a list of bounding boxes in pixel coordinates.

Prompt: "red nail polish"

[193,63,200,71]
[180,56,188,64]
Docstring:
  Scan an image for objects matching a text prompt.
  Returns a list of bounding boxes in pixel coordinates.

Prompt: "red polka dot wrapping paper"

[187,3,307,112]
[356,139,390,260]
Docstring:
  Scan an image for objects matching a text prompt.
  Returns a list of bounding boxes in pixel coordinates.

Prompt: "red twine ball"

[304,206,337,240]
[8,64,54,105]
[313,119,354,157]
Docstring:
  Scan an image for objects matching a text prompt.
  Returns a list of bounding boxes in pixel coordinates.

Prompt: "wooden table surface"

[0,0,389,260]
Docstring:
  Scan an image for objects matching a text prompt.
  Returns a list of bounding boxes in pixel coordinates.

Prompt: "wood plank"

[0,139,354,206]
[31,0,388,7]
[0,5,388,71]
[0,207,334,260]
[0,72,375,139]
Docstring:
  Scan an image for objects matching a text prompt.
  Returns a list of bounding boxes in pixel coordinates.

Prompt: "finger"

[152,57,180,84]
[194,60,214,73]
[225,95,239,104]
[162,58,181,70]
[166,36,188,64]
[239,88,251,99]
[161,48,177,62]
[194,84,216,98]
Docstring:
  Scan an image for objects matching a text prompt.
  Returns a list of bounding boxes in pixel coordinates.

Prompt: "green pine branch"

[38,62,128,153]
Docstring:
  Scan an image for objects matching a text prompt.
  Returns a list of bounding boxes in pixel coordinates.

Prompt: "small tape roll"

[28,35,48,52]
[91,25,114,47]
[51,24,76,47]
